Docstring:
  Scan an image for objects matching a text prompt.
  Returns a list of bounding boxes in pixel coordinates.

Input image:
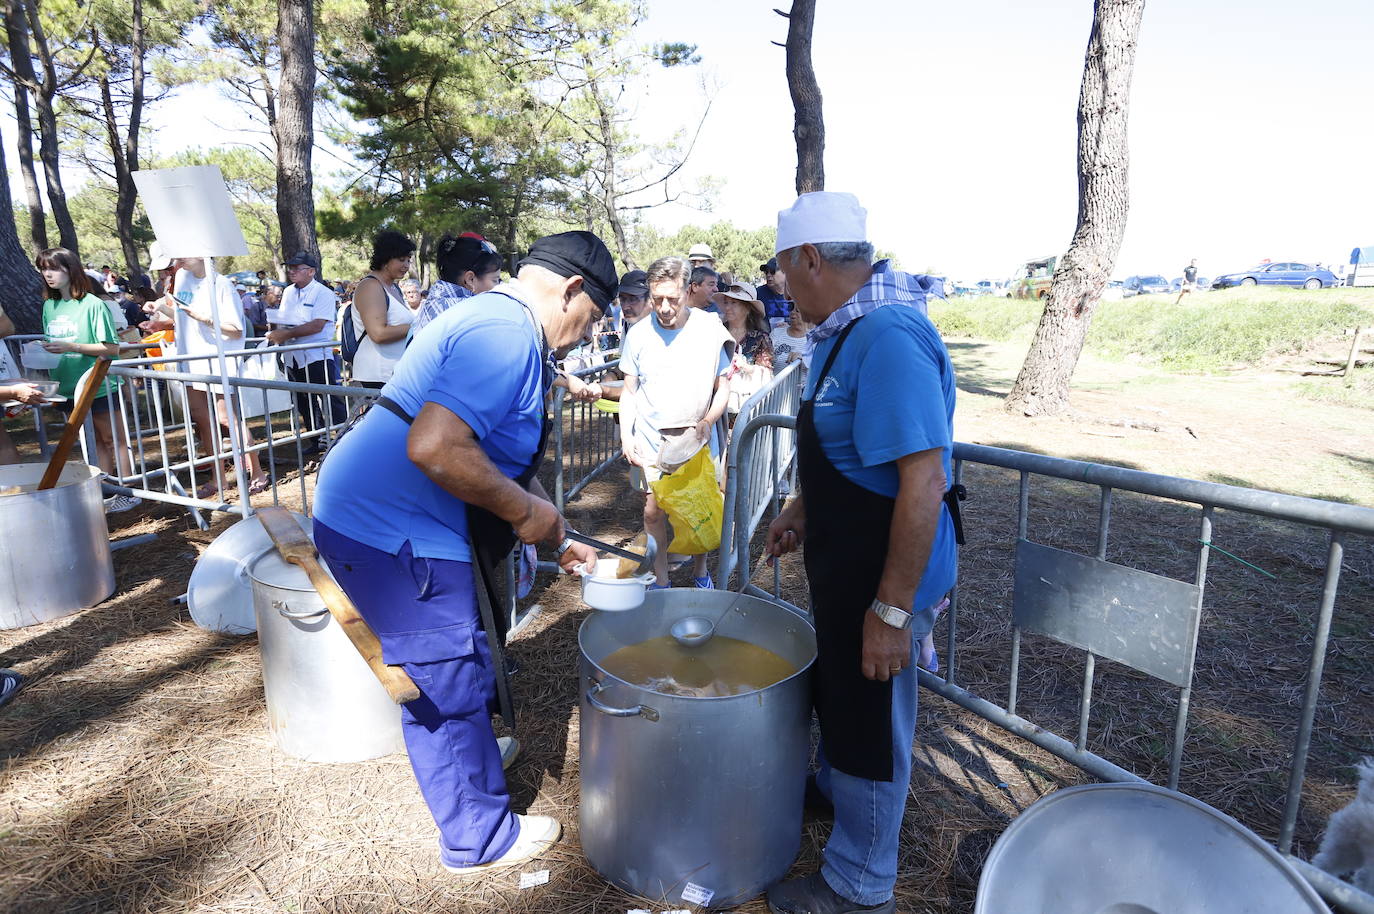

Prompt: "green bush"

[930,287,1374,373]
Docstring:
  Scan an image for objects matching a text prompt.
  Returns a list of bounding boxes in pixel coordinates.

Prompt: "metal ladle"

[670,589,750,648]
[564,530,658,577]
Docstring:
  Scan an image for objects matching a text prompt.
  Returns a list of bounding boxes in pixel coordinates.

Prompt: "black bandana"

[517,231,618,312]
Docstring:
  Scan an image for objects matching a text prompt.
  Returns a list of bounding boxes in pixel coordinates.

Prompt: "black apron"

[798,317,898,782]
[373,292,553,729]
[798,316,969,782]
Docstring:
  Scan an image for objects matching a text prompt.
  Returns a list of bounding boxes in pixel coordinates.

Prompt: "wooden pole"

[1344,327,1362,387]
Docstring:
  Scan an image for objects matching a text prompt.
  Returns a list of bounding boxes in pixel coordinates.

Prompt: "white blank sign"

[132,166,249,259]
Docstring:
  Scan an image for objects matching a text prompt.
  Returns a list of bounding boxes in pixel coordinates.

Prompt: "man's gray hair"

[646,256,690,289]
[787,241,874,268]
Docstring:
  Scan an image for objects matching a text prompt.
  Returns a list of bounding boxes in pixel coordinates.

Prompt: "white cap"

[775,191,868,255]
[687,243,714,261]
[148,241,172,272]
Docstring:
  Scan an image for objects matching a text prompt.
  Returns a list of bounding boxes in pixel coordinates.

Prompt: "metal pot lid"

[974,782,1331,914]
[247,546,318,593]
[187,512,312,634]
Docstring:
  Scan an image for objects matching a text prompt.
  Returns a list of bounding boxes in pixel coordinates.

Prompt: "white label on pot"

[664,910,692,914]
[519,869,549,889]
[628,909,651,914]
[681,883,714,906]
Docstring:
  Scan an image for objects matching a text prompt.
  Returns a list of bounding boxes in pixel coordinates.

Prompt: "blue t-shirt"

[757,284,790,320]
[804,305,958,611]
[314,287,547,562]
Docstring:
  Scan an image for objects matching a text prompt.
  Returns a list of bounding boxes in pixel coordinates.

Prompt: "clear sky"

[11,0,1373,281]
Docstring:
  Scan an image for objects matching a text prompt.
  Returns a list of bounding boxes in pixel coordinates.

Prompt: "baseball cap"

[284,251,318,269]
[617,270,649,298]
[148,241,172,272]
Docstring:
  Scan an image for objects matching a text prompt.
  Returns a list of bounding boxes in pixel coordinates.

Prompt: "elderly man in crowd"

[684,264,720,316]
[269,251,343,454]
[311,231,611,874]
[619,256,734,588]
[764,192,958,914]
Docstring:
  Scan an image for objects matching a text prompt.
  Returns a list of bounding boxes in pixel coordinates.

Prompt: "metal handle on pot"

[274,599,330,621]
[585,680,659,721]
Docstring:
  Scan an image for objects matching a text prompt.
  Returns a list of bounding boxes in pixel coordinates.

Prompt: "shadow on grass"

[947,341,1012,399]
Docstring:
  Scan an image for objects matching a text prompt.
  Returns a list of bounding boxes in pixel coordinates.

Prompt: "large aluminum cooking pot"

[0,462,114,629]
[248,549,404,763]
[579,589,816,909]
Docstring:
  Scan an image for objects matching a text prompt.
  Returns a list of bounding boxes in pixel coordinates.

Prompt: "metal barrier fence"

[37,341,367,523]
[549,358,624,511]
[716,361,805,591]
[726,414,1374,914]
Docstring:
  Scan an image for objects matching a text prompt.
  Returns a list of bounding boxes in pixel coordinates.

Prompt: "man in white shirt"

[268,251,344,453]
[619,256,734,588]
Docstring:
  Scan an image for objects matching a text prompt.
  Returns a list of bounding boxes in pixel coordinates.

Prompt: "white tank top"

[350,277,413,383]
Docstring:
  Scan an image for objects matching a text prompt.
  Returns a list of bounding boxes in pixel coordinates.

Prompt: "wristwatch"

[870,598,913,630]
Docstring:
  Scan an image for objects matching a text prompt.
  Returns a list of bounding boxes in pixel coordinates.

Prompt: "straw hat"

[687,243,715,262]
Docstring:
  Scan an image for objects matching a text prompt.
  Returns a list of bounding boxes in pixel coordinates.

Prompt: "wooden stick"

[38,358,112,490]
[256,506,420,704]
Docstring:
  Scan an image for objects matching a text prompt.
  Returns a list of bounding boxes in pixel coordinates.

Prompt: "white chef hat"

[775,191,868,255]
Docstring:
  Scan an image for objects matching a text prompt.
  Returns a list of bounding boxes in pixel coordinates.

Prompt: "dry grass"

[2,441,1372,912]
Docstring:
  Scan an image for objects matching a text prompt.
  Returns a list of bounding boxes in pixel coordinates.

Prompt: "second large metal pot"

[579,589,816,909]
[248,549,404,763]
[0,462,114,629]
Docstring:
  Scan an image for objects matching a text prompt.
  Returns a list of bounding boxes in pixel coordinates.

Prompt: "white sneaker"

[104,494,142,513]
[498,735,520,770]
[441,814,561,874]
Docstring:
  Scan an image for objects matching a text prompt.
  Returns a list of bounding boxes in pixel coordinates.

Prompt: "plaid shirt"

[410,280,471,335]
[808,259,946,343]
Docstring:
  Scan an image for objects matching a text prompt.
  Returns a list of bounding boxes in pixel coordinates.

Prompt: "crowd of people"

[2,193,959,914]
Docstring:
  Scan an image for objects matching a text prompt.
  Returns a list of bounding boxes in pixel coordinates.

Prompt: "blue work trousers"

[813,626,922,905]
[314,521,519,867]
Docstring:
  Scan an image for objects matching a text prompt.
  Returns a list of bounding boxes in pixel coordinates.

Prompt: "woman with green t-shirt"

[36,247,141,512]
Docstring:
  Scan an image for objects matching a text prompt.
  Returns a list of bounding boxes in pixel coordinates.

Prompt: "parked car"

[1169,276,1211,292]
[1123,275,1171,296]
[1101,280,1126,301]
[1210,263,1339,290]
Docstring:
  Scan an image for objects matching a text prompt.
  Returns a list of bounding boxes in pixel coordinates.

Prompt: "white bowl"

[578,558,655,612]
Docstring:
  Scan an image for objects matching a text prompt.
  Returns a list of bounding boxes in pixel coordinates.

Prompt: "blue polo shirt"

[804,305,958,612]
[313,286,547,562]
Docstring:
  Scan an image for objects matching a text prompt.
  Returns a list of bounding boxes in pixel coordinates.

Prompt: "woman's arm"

[355,279,410,344]
[0,307,14,338]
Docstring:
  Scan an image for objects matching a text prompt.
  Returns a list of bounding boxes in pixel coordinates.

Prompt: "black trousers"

[286,358,346,447]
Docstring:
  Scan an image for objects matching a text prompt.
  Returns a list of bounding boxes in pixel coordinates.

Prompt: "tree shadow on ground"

[947,341,1011,399]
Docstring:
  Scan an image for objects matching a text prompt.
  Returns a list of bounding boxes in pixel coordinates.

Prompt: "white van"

[1347,246,1374,287]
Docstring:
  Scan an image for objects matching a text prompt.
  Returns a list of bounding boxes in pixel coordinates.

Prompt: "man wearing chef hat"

[764,192,959,914]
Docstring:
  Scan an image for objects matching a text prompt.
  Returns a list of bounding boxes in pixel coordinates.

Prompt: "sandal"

[247,476,270,496]
[195,481,221,500]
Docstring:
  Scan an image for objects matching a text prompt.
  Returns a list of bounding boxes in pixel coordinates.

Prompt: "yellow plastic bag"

[649,447,723,555]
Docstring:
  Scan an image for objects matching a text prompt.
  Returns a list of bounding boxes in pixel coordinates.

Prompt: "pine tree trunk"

[4,4,46,252]
[22,0,78,255]
[780,0,824,194]
[1005,0,1145,417]
[0,135,47,332]
[275,0,319,273]
[98,0,145,277]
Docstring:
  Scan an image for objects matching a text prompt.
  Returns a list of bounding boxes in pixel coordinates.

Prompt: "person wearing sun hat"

[763,192,959,914]
[686,242,716,269]
[311,230,614,877]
